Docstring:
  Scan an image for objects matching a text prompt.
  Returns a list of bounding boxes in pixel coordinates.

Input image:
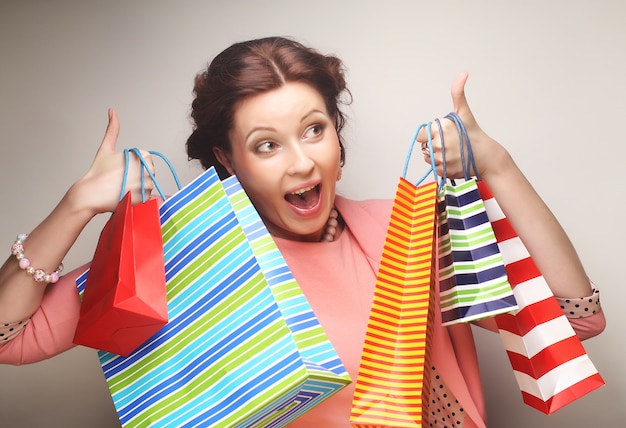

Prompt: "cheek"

[319,140,342,174]
[234,162,281,205]
[236,179,275,222]
[230,151,268,187]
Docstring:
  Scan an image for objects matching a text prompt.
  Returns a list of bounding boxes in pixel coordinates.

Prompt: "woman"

[0,37,605,427]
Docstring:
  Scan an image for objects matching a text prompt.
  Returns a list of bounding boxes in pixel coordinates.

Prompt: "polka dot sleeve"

[0,319,30,343]
[556,285,601,318]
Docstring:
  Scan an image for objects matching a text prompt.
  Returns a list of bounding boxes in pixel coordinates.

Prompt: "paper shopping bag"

[222,175,351,425]
[351,123,439,427]
[436,112,517,326]
[77,167,349,427]
[437,178,518,325]
[350,178,438,428]
[478,181,605,414]
[73,149,170,356]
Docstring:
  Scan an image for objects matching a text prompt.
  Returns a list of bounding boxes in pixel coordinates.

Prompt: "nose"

[286,144,315,176]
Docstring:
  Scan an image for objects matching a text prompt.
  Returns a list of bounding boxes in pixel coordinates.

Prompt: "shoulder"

[335,196,393,224]
[334,196,392,263]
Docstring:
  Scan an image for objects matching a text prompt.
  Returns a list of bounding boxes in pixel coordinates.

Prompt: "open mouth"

[285,184,321,210]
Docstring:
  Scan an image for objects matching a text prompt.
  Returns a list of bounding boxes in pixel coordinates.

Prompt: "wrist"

[475,140,515,181]
[64,178,109,221]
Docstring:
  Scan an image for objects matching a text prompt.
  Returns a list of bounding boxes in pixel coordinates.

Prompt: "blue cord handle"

[120,148,182,202]
[434,117,446,192]
[403,122,438,186]
[405,113,475,189]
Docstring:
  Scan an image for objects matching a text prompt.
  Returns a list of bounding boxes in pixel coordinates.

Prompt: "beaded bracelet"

[10,233,63,283]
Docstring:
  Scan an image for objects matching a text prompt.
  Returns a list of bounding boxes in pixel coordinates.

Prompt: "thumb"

[451,71,472,117]
[96,108,120,155]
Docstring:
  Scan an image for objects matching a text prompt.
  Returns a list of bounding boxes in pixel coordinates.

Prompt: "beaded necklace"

[321,208,340,242]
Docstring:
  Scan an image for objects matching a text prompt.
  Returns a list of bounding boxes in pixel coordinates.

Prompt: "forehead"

[233,82,328,128]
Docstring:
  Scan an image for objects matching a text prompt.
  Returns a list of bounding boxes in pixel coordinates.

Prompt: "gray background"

[1,1,624,426]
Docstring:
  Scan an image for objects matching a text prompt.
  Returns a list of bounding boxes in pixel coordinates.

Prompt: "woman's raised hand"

[0,108,159,323]
[71,109,155,217]
[420,73,594,300]
[419,72,510,180]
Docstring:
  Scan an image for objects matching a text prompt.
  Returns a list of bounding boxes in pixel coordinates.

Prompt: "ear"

[213,147,236,175]
[337,144,344,181]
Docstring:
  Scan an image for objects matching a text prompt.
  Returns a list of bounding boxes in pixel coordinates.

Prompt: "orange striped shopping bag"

[351,124,439,427]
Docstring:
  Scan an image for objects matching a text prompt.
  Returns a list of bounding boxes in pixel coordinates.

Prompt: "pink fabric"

[0,263,88,365]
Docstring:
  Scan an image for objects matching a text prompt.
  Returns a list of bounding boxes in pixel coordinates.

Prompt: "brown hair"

[186,36,351,179]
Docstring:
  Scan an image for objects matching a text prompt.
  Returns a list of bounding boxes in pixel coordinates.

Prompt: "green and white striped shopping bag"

[438,178,518,325]
[437,112,518,325]
[77,167,350,427]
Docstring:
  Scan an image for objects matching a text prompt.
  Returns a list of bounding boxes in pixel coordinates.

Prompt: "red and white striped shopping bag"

[477,181,604,414]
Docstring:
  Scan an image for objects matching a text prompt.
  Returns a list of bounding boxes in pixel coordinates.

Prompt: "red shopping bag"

[445,112,604,414]
[73,149,177,356]
[478,181,605,414]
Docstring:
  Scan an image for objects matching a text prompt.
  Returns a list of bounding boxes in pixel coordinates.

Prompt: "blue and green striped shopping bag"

[222,175,351,425]
[77,167,350,427]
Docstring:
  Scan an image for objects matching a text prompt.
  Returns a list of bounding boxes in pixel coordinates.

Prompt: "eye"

[255,140,279,154]
[303,124,324,140]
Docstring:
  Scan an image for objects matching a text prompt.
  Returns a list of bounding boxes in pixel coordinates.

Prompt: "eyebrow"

[244,109,328,143]
[301,109,327,123]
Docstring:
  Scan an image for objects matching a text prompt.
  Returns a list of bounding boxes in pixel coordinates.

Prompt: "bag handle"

[434,117,447,193]
[403,122,438,186]
[132,148,183,201]
[120,148,182,202]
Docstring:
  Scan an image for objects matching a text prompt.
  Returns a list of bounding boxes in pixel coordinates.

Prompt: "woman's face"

[219,82,342,242]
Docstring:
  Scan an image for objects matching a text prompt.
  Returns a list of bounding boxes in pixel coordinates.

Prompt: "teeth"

[292,185,315,196]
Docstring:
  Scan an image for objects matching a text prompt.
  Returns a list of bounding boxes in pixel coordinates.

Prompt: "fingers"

[141,166,155,201]
[135,149,156,200]
[137,149,155,175]
[415,72,471,143]
[416,72,474,147]
[415,115,465,178]
[413,73,478,176]
[141,152,156,197]
[416,120,437,146]
[96,108,120,156]
[450,72,476,123]
[416,121,438,153]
